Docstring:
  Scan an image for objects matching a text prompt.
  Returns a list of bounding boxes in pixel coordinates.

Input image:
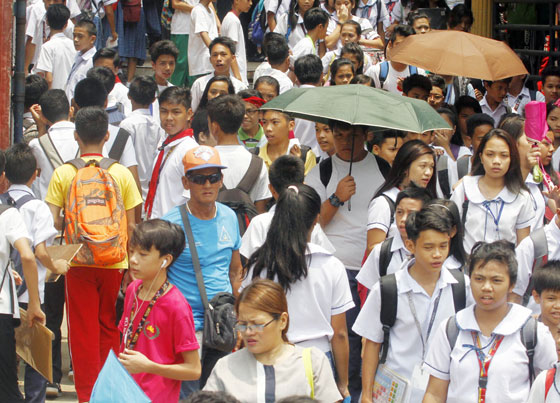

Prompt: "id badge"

[411,363,429,391]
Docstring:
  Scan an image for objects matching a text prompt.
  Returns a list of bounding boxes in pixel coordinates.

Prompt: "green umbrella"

[260,84,451,133]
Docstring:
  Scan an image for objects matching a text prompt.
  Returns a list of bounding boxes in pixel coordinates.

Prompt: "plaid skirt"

[116,1,147,61]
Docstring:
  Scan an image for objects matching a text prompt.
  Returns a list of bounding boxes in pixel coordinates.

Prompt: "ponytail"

[246,184,321,291]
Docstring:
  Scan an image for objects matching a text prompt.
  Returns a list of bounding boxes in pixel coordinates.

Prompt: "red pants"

[65,267,123,402]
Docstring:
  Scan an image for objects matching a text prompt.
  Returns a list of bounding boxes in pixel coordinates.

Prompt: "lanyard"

[471,332,504,403]
[512,94,524,113]
[306,35,316,54]
[407,288,443,360]
[124,280,170,350]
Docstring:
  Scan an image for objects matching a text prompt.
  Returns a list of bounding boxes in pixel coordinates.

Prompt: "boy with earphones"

[118,219,201,403]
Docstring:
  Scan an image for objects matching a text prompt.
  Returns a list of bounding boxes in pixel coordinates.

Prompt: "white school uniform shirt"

[119,109,165,200]
[151,81,174,125]
[188,3,218,76]
[108,82,132,117]
[274,13,306,49]
[479,96,510,126]
[171,0,196,34]
[150,135,199,219]
[354,0,390,35]
[353,261,473,403]
[366,186,399,236]
[365,62,426,94]
[221,12,248,85]
[65,47,97,103]
[215,145,271,203]
[105,124,138,169]
[527,362,560,403]
[29,121,78,200]
[290,35,317,67]
[424,303,556,403]
[321,48,374,78]
[526,173,546,231]
[305,153,385,270]
[190,72,248,112]
[514,217,560,298]
[252,66,293,94]
[34,33,76,90]
[357,232,410,290]
[243,243,354,352]
[327,14,378,49]
[6,185,57,304]
[506,86,545,117]
[240,204,336,259]
[450,175,535,254]
[264,0,290,18]
[0,207,30,318]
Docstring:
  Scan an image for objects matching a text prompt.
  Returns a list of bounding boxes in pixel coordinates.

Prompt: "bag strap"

[67,158,87,170]
[98,158,118,171]
[409,65,418,75]
[521,316,538,386]
[437,155,451,199]
[179,204,209,311]
[461,195,469,228]
[108,128,130,162]
[445,315,460,351]
[319,157,333,188]
[236,154,263,194]
[38,133,65,170]
[379,61,389,87]
[545,367,556,399]
[302,348,315,399]
[379,273,398,364]
[448,269,466,312]
[457,155,470,180]
[378,237,393,278]
[381,194,395,227]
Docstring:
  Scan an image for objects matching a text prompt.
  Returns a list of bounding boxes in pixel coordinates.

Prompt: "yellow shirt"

[45,156,143,269]
[259,144,317,176]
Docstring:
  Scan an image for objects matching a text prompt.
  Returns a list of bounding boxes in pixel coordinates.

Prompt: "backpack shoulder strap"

[530,227,548,265]
[545,367,556,399]
[529,90,537,101]
[445,315,460,351]
[379,273,398,364]
[236,154,263,194]
[67,158,87,170]
[437,155,451,199]
[249,147,260,156]
[108,128,130,162]
[13,194,36,208]
[448,269,466,312]
[381,194,396,227]
[409,65,418,75]
[379,61,389,86]
[319,157,333,188]
[457,155,470,180]
[39,133,65,170]
[379,237,394,278]
[0,204,12,215]
[98,158,118,171]
[521,316,538,385]
[461,195,469,228]
[302,348,315,399]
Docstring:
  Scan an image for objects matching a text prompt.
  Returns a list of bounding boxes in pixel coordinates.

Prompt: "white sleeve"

[546,218,560,260]
[240,214,268,259]
[221,16,236,43]
[193,7,211,35]
[35,45,53,73]
[356,243,382,290]
[513,237,534,297]
[4,209,31,247]
[248,163,272,202]
[330,256,354,315]
[30,203,58,247]
[423,319,452,381]
[118,136,139,168]
[310,224,336,254]
[304,164,328,203]
[450,182,466,218]
[190,79,203,112]
[366,195,392,232]
[351,283,383,343]
[516,192,536,230]
[273,14,288,35]
[365,64,381,89]
[534,322,557,373]
[264,0,279,13]
[526,369,548,403]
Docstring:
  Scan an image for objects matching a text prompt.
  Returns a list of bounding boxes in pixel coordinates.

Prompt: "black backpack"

[378,270,467,364]
[217,154,263,236]
[437,154,470,199]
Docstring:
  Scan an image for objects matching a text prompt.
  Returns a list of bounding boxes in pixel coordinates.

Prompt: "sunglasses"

[186,172,222,185]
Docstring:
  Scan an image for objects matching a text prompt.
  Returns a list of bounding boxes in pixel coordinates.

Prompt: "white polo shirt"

[188,3,218,76]
[243,243,354,353]
[527,362,560,403]
[119,109,165,200]
[273,13,305,49]
[479,96,510,126]
[190,72,247,112]
[65,47,97,103]
[6,185,58,304]
[240,204,335,259]
[353,261,473,402]
[506,86,545,117]
[0,207,30,317]
[105,124,138,169]
[424,303,556,403]
[108,82,132,117]
[357,232,410,290]
[221,12,248,85]
[34,33,76,90]
[366,186,399,236]
[290,35,317,67]
[149,135,199,218]
[305,153,385,270]
[252,67,293,94]
[450,175,535,254]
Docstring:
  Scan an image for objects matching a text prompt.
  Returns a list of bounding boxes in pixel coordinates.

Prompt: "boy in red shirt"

[119,219,201,403]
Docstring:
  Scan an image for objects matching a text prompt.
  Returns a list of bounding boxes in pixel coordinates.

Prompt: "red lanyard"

[471,331,504,403]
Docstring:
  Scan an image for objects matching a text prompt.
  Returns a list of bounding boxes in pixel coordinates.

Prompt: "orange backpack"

[63,158,128,267]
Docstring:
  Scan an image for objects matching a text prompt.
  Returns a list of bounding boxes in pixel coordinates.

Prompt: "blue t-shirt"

[163,203,241,330]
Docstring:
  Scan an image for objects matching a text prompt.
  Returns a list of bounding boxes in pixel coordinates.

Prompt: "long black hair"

[198,75,235,110]
[246,184,321,291]
[374,139,437,197]
[288,0,320,33]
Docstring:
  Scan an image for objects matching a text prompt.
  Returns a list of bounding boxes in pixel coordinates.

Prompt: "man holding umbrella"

[306,120,385,401]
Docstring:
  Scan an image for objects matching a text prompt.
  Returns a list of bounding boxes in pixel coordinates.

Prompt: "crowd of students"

[2,0,560,403]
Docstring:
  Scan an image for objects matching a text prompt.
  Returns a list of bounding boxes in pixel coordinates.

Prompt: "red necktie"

[144,128,193,219]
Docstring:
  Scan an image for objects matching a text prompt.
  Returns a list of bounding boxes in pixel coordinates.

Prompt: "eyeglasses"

[186,172,222,185]
[234,317,277,333]
[245,108,259,115]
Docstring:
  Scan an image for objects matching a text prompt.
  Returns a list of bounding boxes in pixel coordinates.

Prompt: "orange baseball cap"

[182,145,227,173]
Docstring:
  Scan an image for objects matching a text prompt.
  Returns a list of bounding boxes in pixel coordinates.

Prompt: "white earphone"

[161,259,168,268]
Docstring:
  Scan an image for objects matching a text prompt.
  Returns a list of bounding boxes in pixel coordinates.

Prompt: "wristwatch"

[329,193,344,207]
